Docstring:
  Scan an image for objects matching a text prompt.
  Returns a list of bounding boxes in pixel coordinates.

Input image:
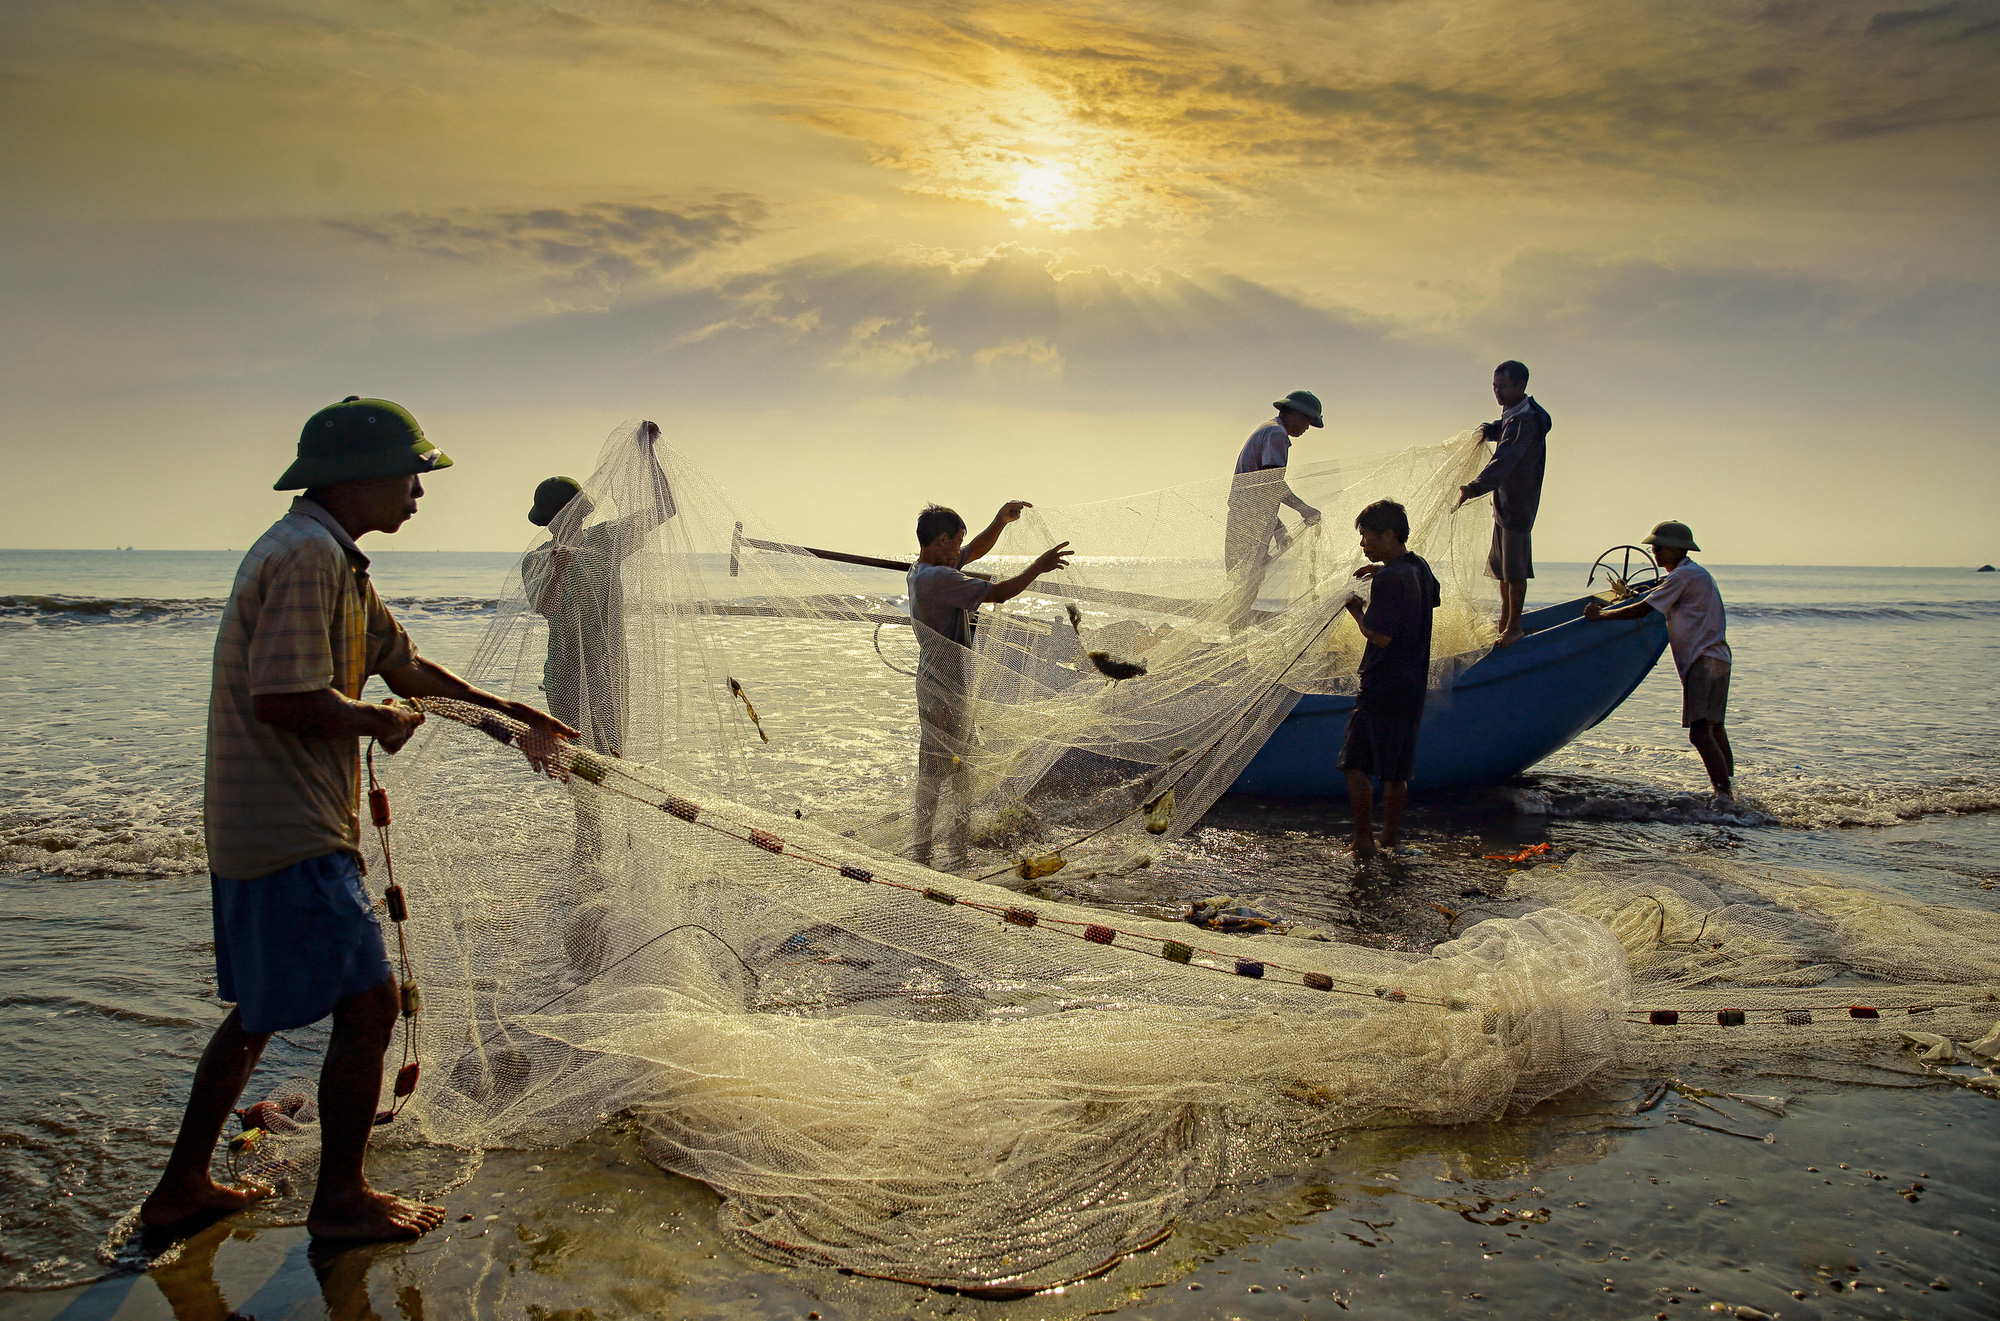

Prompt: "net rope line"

[415,696,1463,1008]
[1446,891,1998,1024]
[412,698,2000,1033]
[364,739,422,1122]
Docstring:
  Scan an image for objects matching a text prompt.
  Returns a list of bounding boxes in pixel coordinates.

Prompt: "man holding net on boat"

[1455,360,1551,646]
[1225,391,1325,624]
[907,502,1072,870]
[141,398,576,1245]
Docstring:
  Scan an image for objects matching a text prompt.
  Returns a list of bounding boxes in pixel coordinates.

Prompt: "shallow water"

[2,552,1997,1317]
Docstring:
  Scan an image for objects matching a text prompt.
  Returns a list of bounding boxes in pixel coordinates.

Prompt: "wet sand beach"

[3,552,1997,1318]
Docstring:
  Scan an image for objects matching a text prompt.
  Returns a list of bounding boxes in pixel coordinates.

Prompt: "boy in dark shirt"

[906,502,1072,869]
[1339,499,1441,859]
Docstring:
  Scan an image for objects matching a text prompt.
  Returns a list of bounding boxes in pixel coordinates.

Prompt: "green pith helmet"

[530,476,583,527]
[275,397,453,491]
[1643,520,1700,552]
[1272,390,1324,427]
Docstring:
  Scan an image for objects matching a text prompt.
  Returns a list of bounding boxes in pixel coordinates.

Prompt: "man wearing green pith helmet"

[1225,390,1325,623]
[141,397,577,1246]
[521,420,678,759]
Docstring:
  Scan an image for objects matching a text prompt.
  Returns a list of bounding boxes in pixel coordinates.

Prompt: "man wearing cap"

[1584,521,1735,803]
[141,397,577,1244]
[1224,391,1325,620]
[522,420,677,760]
[1455,361,1552,646]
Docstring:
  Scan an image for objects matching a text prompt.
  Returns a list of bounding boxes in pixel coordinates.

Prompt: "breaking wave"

[1,594,500,626]
[1513,774,2000,830]
[0,814,207,878]
[1728,599,2000,622]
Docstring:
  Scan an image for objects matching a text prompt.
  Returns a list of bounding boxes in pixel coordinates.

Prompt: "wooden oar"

[729,523,1213,620]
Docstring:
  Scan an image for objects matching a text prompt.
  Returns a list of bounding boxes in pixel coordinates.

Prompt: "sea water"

[2,551,1997,1318]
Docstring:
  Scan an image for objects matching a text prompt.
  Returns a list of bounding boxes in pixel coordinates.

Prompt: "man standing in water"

[1225,391,1324,620]
[522,420,677,759]
[1455,361,1551,646]
[1585,521,1735,803]
[141,398,576,1242]
[907,502,1071,870]
[1339,500,1440,859]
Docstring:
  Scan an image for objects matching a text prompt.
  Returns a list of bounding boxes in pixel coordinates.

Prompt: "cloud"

[1867,2,1965,32]
[330,197,769,291]
[668,242,1387,377]
[685,0,2000,225]
[1473,252,2000,345]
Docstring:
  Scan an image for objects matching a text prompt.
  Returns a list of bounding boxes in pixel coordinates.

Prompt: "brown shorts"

[1681,656,1730,727]
[1487,524,1534,582]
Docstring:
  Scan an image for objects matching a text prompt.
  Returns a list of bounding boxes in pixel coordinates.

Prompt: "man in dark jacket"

[1455,360,1551,645]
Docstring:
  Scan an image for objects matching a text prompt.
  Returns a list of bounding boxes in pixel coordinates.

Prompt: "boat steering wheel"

[1588,544,1662,596]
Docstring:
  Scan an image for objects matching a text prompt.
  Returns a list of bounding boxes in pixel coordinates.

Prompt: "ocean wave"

[1,593,502,626]
[1730,599,2000,622]
[0,593,221,624]
[0,818,207,877]
[1513,775,2000,830]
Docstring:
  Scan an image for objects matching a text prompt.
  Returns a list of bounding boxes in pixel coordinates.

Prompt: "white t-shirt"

[1234,419,1292,475]
[1646,559,1732,676]
[906,560,991,651]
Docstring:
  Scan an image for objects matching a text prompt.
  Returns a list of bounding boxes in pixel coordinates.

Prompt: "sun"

[1009,163,1076,220]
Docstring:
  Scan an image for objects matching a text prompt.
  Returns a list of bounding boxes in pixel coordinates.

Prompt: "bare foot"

[1345,838,1379,861]
[1493,627,1525,647]
[140,1178,272,1235]
[307,1186,447,1242]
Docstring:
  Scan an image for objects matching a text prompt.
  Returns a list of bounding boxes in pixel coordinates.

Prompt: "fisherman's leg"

[911,766,942,866]
[1344,768,1378,858]
[1379,781,1409,849]
[306,977,443,1241]
[942,770,973,872]
[1689,721,1732,799]
[1496,581,1527,645]
[1712,723,1735,778]
[140,1008,273,1229]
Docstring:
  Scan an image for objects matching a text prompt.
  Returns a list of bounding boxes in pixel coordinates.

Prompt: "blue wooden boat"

[1232,588,1669,794]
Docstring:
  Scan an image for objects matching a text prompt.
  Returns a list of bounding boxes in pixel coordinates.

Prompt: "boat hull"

[1231,594,1669,794]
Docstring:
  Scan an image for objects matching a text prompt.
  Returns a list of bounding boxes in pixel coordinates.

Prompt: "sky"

[2,0,1995,564]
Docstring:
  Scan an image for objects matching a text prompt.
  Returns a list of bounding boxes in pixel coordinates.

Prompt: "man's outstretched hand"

[1032,542,1073,576]
[493,701,580,775]
[1352,564,1379,580]
[996,500,1033,524]
[1453,484,1474,511]
[1302,505,1323,527]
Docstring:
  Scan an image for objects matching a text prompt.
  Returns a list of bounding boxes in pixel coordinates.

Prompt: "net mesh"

[363,421,1999,1291]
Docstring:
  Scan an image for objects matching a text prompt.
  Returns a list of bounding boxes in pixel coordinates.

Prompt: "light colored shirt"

[1646,559,1731,677]
[906,560,991,652]
[205,499,416,880]
[1234,419,1292,475]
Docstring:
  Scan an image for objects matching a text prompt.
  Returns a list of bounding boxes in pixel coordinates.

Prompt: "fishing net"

[1510,853,2000,1044]
[362,421,1999,1291]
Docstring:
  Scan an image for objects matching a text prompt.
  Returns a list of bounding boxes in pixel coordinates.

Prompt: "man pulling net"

[905,501,1071,870]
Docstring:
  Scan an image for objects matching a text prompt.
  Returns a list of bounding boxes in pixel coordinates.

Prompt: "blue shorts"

[212,852,393,1034]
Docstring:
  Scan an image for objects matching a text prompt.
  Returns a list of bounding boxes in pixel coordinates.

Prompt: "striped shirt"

[204,499,416,880]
